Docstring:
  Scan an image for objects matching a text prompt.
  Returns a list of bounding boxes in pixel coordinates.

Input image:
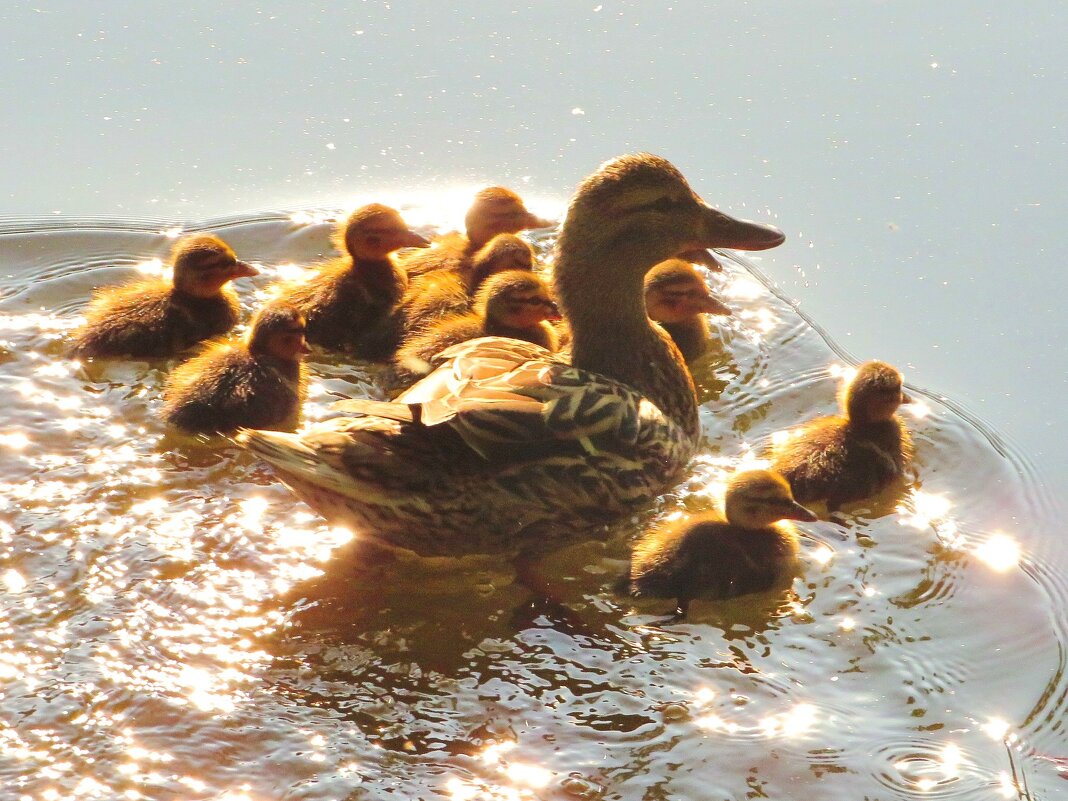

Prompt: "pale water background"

[2,2,1067,800]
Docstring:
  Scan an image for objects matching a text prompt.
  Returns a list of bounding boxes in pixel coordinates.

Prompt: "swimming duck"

[70,235,258,358]
[628,469,817,616]
[274,204,429,358]
[643,258,730,363]
[161,302,310,434]
[399,187,551,278]
[769,360,914,512]
[394,270,560,381]
[239,153,784,557]
[399,233,537,339]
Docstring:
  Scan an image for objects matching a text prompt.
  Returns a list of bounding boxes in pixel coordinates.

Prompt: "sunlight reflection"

[898,491,952,530]
[3,570,27,593]
[504,762,552,789]
[811,545,834,566]
[722,275,764,301]
[903,398,932,419]
[135,258,166,276]
[828,363,857,385]
[973,533,1021,572]
[0,432,29,450]
[981,718,1011,741]
[996,771,1017,798]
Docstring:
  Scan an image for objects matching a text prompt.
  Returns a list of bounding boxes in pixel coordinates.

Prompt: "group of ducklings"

[67,166,915,618]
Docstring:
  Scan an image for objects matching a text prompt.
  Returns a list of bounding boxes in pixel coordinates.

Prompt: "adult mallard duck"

[161,301,310,434]
[240,154,785,556]
[399,186,551,278]
[394,269,559,381]
[643,258,730,364]
[769,360,914,512]
[70,234,258,359]
[272,203,429,359]
[628,469,817,616]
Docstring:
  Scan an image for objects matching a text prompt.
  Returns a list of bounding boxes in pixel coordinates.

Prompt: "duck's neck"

[556,259,698,438]
[352,257,406,302]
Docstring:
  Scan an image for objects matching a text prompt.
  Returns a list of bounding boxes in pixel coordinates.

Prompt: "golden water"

[1,208,1065,800]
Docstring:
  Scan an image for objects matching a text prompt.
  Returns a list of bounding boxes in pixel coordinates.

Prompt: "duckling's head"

[723,469,817,529]
[464,187,553,249]
[334,204,431,262]
[171,235,258,298]
[475,270,561,329]
[842,360,910,424]
[468,233,536,290]
[247,302,311,363]
[556,154,784,286]
[644,258,730,323]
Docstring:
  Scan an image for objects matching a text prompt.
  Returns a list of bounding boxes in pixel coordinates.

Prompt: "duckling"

[769,360,914,512]
[394,270,560,380]
[643,258,730,363]
[628,469,817,616]
[161,302,310,434]
[399,186,551,278]
[274,204,429,358]
[70,235,258,359]
[400,233,537,338]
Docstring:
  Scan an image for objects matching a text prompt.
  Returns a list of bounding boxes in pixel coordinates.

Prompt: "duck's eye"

[648,196,680,213]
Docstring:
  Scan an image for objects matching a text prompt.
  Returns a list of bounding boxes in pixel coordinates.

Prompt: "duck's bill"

[780,500,819,522]
[697,205,786,251]
[522,212,556,230]
[401,230,432,249]
[697,295,731,316]
[232,260,260,278]
[678,248,723,271]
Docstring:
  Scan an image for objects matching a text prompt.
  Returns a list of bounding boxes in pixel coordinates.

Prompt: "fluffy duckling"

[400,233,536,338]
[161,302,310,434]
[629,470,817,616]
[275,204,429,358]
[644,258,730,363]
[400,187,551,278]
[70,235,258,359]
[769,360,914,511]
[394,270,560,380]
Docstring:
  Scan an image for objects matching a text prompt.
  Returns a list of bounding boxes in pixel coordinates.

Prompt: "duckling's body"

[399,187,550,278]
[70,235,258,359]
[770,361,914,510]
[161,303,310,434]
[395,270,559,379]
[643,259,730,363]
[240,154,784,557]
[274,204,429,359]
[399,233,536,339]
[629,470,816,614]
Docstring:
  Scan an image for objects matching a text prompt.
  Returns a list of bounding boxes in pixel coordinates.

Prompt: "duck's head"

[334,204,431,262]
[464,187,554,249]
[247,302,311,363]
[644,258,730,322]
[171,235,258,298]
[723,469,817,529]
[556,154,784,284]
[476,270,561,329]
[842,360,911,424]
[469,233,536,290]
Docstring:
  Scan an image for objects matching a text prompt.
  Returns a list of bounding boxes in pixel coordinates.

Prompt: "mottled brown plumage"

[399,187,551,278]
[394,270,559,380]
[398,233,536,341]
[240,154,784,556]
[643,258,730,363]
[272,204,429,359]
[161,302,310,434]
[629,470,816,615]
[70,235,258,359]
[770,360,914,511]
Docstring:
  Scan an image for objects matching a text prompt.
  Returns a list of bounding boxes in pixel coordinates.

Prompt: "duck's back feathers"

[630,515,799,602]
[162,344,305,433]
[71,279,241,358]
[771,416,912,507]
[397,232,469,278]
[243,336,693,554]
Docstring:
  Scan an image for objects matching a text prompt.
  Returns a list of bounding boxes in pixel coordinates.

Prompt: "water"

[1,209,1066,799]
